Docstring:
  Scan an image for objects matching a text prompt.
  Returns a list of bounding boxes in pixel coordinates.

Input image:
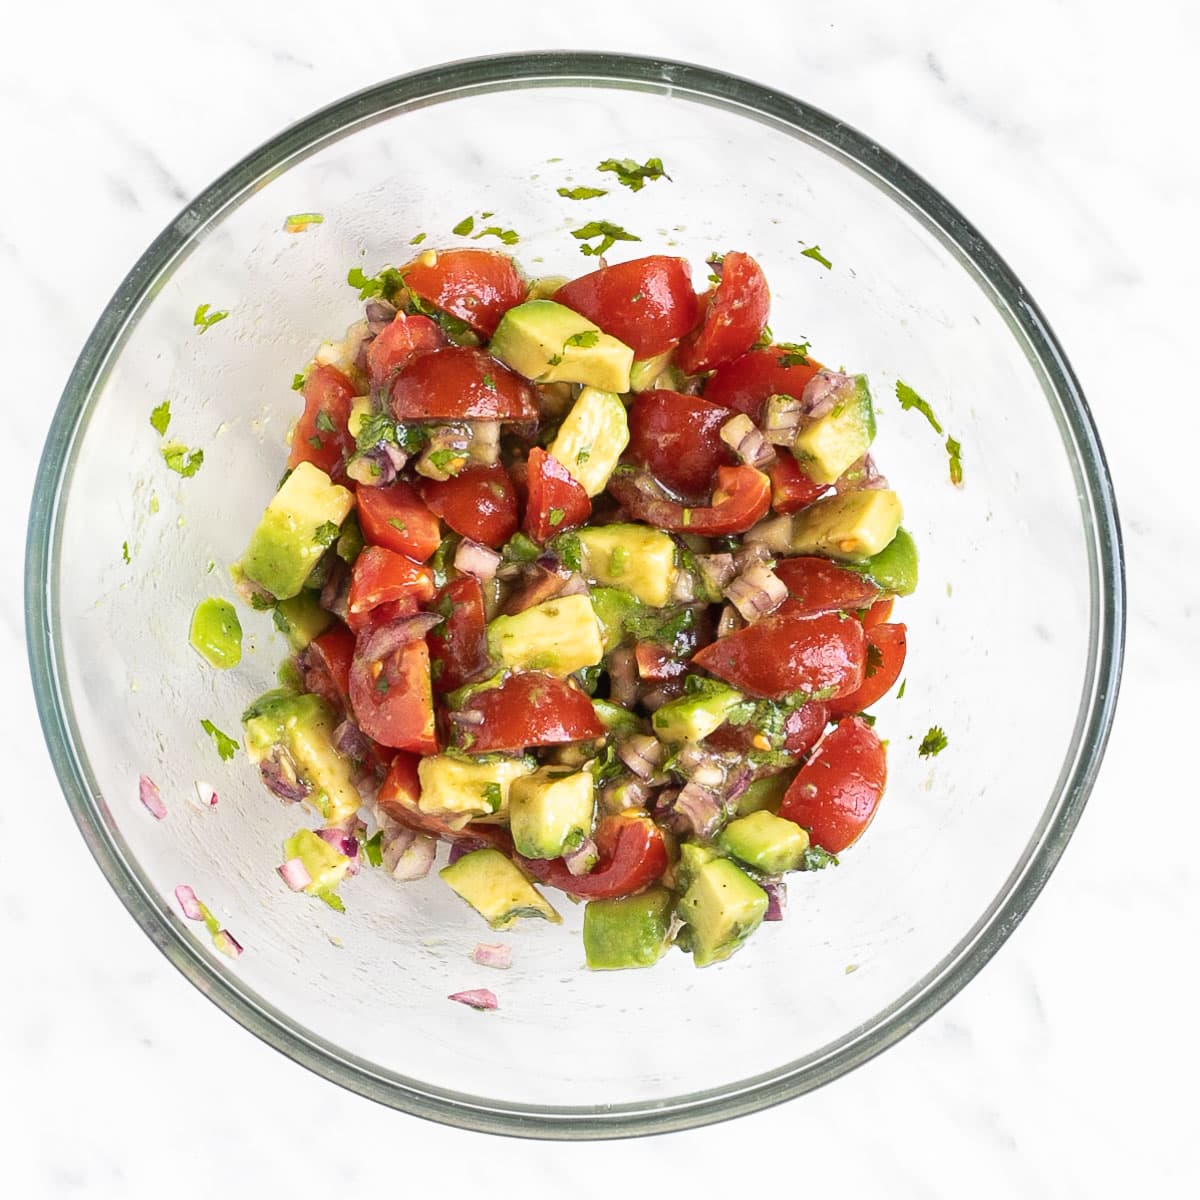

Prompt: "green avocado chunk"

[576,524,678,607]
[273,590,332,652]
[719,810,811,874]
[439,848,561,930]
[486,594,604,677]
[790,374,876,485]
[509,766,596,859]
[652,682,744,745]
[583,888,674,969]
[679,857,769,967]
[756,488,902,562]
[854,527,919,596]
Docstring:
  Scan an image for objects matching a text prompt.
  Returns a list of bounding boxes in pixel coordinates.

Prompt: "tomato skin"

[378,753,514,848]
[389,347,537,422]
[523,448,591,541]
[356,480,442,561]
[626,390,734,499]
[702,346,822,421]
[420,463,518,549]
[862,597,894,628]
[427,576,489,694]
[827,623,907,718]
[675,252,770,375]
[517,813,668,899]
[779,716,887,853]
[399,248,525,337]
[766,454,827,514]
[365,313,445,391]
[634,642,687,682]
[346,546,435,628]
[773,556,881,617]
[608,464,770,536]
[288,365,356,475]
[451,672,606,753]
[692,610,865,700]
[349,636,438,754]
[553,255,699,358]
[304,624,357,712]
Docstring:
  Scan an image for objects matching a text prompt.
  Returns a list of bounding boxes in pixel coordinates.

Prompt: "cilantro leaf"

[452,215,475,236]
[551,531,582,573]
[193,303,228,333]
[314,409,336,434]
[200,718,238,761]
[597,156,670,192]
[149,400,171,436]
[801,845,840,870]
[800,244,833,270]
[161,442,204,478]
[313,520,341,547]
[865,643,884,679]
[946,435,964,486]
[548,507,566,528]
[895,381,944,434]
[896,678,907,700]
[480,782,503,813]
[387,517,407,533]
[472,226,519,246]
[557,185,608,200]
[918,726,948,758]
[362,831,384,867]
[571,220,641,257]
[409,232,427,245]
[347,265,405,301]
[121,541,130,564]
[291,372,306,391]
[776,342,811,367]
[283,212,324,233]
[354,409,399,452]
[564,330,599,349]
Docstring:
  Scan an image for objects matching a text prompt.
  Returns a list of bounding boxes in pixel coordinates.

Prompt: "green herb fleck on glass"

[802,845,840,870]
[473,225,520,246]
[122,541,131,564]
[291,372,306,391]
[200,719,239,762]
[162,442,204,478]
[597,156,670,192]
[800,244,833,270]
[946,436,964,486]
[896,678,907,700]
[347,265,405,301]
[284,212,324,233]
[409,232,427,245]
[918,726,948,758]
[193,303,228,333]
[452,215,476,236]
[571,220,641,257]
[776,342,810,367]
[895,381,944,434]
[149,399,171,436]
[557,185,608,200]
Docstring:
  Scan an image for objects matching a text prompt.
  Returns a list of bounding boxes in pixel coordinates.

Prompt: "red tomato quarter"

[390,347,537,422]
[366,313,445,391]
[862,597,895,628]
[303,624,356,713]
[766,454,827,514]
[517,813,668,898]
[702,345,822,421]
[626,390,734,500]
[356,480,442,561]
[427,576,489,694]
[523,447,591,541]
[451,672,605,753]
[779,716,887,853]
[419,463,519,549]
[692,610,866,700]
[675,252,770,375]
[349,636,437,754]
[288,365,356,476]
[399,248,525,337]
[346,546,435,627]
[553,255,698,358]
[773,556,882,617]
[608,465,770,536]
[827,623,907,718]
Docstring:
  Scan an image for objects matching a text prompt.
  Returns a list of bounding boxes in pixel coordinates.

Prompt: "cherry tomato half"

[608,465,771,536]
[675,252,770,375]
[420,462,519,549]
[626,390,734,500]
[303,624,356,713]
[766,454,827,514]
[517,813,668,899]
[288,365,356,476]
[450,672,605,754]
[349,637,438,754]
[523,447,591,541]
[377,753,514,849]
[773,556,882,617]
[366,313,445,391]
[399,248,525,337]
[427,576,489,695]
[346,546,435,629]
[356,480,442,561]
[827,623,907,719]
[389,346,537,422]
[702,345,822,421]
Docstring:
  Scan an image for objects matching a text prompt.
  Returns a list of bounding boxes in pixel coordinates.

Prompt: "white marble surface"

[3,0,1198,1193]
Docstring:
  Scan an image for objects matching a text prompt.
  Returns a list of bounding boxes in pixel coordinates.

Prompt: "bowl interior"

[30,57,1121,1135]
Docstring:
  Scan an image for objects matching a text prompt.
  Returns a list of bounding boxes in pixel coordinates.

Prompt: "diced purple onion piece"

[277,857,312,892]
[639,685,678,713]
[454,538,502,582]
[192,780,218,809]
[470,943,513,970]
[359,613,442,666]
[617,734,665,781]
[319,560,351,619]
[384,830,437,881]
[332,719,372,761]
[467,421,501,465]
[563,836,599,876]
[726,561,789,621]
[834,453,889,495]
[673,781,724,840]
[212,929,244,959]
[138,774,166,820]
[448,988,498,1011]
[651,789,691,836]
[259,753,310,803]
[726,765,754,803]
[451,708,486,728]
[671,568,697,603]
[555,572,590,598]
[800,369,855,420]
[175,885,204,921]
[719,413,776,468]
[717,603,746,638]
[365,299,397,333]
[695,553,736,594]
[763,880,787,921]
[316,827,360,860]
[601,777,652,813]
[764,392,803,445]
[608,647,638,709]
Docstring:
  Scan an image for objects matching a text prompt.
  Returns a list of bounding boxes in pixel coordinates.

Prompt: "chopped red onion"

[695,553,736,594]
[671,568,697,603]
[259,751,310,803]
[672,780,724,839]
[726,561,788,621]
[555,572,591,598]
[332,719,372,761]
[277,857,312,892]
[503,564,567,614]
[365,299,397,333]
[720,413,776,468]
[726,765,754,803]
[717,603,746,638]
[359,613,442,666]
[319,560,350,619]
[834,453,889,494]
[212,929,244,959]
[454,538,502,582]
[191,780,218,809]
[450,708,486,728]
[600,777,652,813]
[563,836,599,876]
[640,684,681,713]
[316,827,359,860]
[763,880,787,921]
[355,333,375,376]
[764,392,803,445]
[608,646,638,708]
[384,829,437,880]
[416,425,471,481]
[617,734,665,780]
[470,943,513,970]
[448,988,498,1010]
[800,370,855,420]
[467,421,501,465]
[174,885,204,921]
[139,774,166,820]
[651,789,691,836]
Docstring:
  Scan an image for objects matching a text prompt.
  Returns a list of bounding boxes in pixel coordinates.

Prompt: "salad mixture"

[224,242,918,971]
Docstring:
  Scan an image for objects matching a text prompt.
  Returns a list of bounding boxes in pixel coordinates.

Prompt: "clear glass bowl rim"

[24,51,1125,1139]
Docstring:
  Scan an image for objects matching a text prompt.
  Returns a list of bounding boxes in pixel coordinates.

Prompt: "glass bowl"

[25,53,1124,1138]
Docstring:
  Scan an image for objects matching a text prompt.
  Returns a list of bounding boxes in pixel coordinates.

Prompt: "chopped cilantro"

[396,424,429,453]
[502,532,541,563]
[354,410,398,452]
[347,265,405,301]
[575,665,601,695]
[895,381,944,434]
[317,889,345,913]
[473,226,520,246]
[548,507,566,528]
[946,435,964,486]
[919,726,948,758]
[776,341,810,367]
[283,212,324,233]
[897,678,907,700]
[161,442,204,478]
[149,399,171,436]
[552,531,582,573]
[121,541,130,564]
[564,329,599,349]
[409,232,427,245]
[452,215,475,236]
[387,517,407,533]
[576,446,591,464]
[291,372,306,391]
[193,303,228,333]
[590,742,624,788]
[802,845,840,870]
[482,374,496,390]
[307,434,323,450]
[557,185,608,200]
[375,675,390,695]
[800,244,833,269]
[200,719,238,762]
[427,447,466,474]
[430,536,459,588]
[480,782,503,813]
[314,409,336,433]
[571,220,641,257]
[313,520,341,547]
[597,156,670,192]
[865,643,884,679]
[362,831,384,867]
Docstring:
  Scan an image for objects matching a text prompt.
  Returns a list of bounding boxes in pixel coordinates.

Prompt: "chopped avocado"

[509,766,595,859]
[583,888,674,969]
[487,593,604,677]
[679,857,769,967]
[676,841,720,891]
[439,848,561,929]
[283,827,352,896]
[735,770,796,816]
[525,275,570,301]
[791,375,876,485]
[546,386,629,496]
[628,349,675,393]
[243,690,362,823]
[854,527,919,596]
[239,461,354,599]
[589,585,638,651]
[591,698,642,733]
[273,591,332,652]
[488,299,634,393]
[416,754,535,826]
[577,524,678,607]
[652,682,744,745]
[346,395,374,441]
[719,810,811,874]
[789,489,903,561]
[189,596,243,668]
